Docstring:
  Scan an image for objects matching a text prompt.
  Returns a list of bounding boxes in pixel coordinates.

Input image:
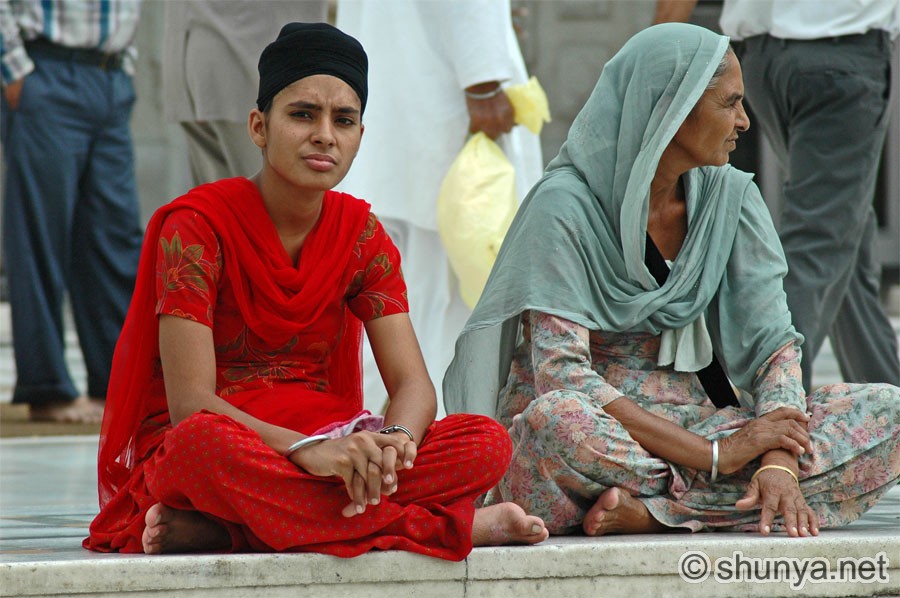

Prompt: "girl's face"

[249,74,364,193]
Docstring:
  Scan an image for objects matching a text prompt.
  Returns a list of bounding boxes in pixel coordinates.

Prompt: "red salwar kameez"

[84,178,510,560]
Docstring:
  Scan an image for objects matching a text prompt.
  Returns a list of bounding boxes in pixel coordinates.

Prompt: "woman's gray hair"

[706,47,734,89]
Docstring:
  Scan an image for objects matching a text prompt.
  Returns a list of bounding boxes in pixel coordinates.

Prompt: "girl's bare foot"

[30,396,104,424]
[472,502,549,546]
[142,503,231,554]
[582,488,667,536]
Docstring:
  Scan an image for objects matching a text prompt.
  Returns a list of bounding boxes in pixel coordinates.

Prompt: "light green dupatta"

[443,23,801,417]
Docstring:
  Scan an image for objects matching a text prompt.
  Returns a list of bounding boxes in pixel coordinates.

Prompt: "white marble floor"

[1,436,100,564]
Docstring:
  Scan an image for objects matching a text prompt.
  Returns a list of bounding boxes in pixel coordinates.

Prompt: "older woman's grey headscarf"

[443,23,801,417]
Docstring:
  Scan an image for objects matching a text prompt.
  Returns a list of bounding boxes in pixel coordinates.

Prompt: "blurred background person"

[337,0,544,415]
[1,0,144,423]
[163,0,328,186]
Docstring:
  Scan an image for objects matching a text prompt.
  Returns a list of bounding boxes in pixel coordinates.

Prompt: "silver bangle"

[464,85,503,100]
[379,424,415,443]
[710,439,719,483]
[283,434,329,458]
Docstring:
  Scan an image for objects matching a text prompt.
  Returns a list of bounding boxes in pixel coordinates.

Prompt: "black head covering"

[256,22,368,113]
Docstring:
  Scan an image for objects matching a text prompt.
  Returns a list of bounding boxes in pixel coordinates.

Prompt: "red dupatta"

[96,177,371,507]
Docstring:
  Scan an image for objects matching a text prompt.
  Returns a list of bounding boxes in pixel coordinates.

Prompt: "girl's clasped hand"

[290,431,418,517]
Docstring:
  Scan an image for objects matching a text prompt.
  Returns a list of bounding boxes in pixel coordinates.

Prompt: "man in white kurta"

[337,0,544,416]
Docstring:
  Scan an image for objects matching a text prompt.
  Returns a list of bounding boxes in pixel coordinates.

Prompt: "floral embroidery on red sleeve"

[160,232,209,293]
[155,213,221,326]
[352,213,379,259]
[347,215,408,321]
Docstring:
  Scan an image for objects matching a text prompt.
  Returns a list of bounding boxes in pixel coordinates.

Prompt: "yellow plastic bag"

[506,76,551,135]
[437,132,517,309]
[437,77,551,308]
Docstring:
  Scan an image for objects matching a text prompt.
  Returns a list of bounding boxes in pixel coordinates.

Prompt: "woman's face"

[669,51,750,169]
[249,74,364,192]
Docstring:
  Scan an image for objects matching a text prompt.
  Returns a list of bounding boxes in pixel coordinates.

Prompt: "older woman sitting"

[444,23,899,538]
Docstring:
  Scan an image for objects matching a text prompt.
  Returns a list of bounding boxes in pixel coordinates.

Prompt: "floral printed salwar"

[485,311,900,534]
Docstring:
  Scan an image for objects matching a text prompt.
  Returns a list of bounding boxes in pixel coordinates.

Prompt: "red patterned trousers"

[89,412,510,560]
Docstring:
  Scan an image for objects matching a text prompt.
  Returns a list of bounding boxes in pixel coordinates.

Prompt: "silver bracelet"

[379,424,415,443]
[283,434,329,458]
[464,85,503,100]
[710,439,719,483]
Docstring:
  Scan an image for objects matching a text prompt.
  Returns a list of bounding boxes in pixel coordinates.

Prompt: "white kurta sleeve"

[414,0,516,89]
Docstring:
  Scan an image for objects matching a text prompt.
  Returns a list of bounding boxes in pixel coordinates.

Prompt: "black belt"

[744,29,890,50]
[25,38,125,71]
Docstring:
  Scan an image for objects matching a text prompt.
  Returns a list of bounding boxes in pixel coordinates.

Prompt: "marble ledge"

[2,532,899,598]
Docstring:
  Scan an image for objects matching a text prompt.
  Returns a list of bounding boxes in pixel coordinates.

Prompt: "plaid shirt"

[0,0,141,84]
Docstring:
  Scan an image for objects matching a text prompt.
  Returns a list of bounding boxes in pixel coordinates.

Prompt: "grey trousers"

[180,120,262,187]
[739,31,899,391]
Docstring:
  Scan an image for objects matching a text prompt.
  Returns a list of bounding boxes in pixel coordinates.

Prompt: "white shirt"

[336,0,543,230]
[721,0,899,41]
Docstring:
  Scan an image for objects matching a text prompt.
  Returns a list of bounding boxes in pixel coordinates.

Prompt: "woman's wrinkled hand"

[735,467,819,537]
[718,407,811,475]
[288,431,416,517]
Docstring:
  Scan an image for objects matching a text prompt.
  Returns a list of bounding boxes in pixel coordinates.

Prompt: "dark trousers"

[738,30,899,391]
[1,53,143,404]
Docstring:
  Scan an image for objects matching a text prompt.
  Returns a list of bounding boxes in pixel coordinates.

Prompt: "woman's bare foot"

[472,502,549,546]
[582,488,667,536]
[142,503,231,554]
[30,396,104,424]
